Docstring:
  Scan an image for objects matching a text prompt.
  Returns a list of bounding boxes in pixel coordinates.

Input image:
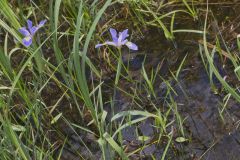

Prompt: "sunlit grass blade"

[0,0,21,29]
[182,0,197,19]
[103,132,128,160]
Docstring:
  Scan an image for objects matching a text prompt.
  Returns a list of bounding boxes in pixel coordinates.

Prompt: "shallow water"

[118,36,240,159]
[58,2,240,160]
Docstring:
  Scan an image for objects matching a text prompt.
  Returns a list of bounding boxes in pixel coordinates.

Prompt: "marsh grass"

[0,0,240,159]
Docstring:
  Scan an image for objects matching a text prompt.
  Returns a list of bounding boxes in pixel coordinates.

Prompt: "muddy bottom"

[174,55,240,160]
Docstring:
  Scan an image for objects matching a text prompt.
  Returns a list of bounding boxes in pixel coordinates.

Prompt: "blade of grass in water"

[103,132,128,160]
[142,1,173,40]
[161,128,173,160]
[182,0,197,19]
[203,1,240,102]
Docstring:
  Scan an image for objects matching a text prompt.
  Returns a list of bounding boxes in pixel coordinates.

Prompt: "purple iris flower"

[18,19,47,47]
[95,28,138,50]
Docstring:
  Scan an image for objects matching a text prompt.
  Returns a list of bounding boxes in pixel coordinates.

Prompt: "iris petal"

[19,27,30,36]
[22,36,32,47]
[110,28,118,43]
[125,41,138,50]
[121,39,128,45]
[95,43,105,48]
[121,29,129,40]
[38,19,47,28]
[30,26,38,35]
[27,20,33,30]
[117,32,123,47]
[105,41,117,46]
[95,41,117,48]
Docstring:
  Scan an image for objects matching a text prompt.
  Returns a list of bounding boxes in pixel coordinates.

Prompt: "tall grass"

[0,0,113,159]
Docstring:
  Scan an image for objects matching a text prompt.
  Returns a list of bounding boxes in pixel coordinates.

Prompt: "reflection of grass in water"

[1,0,239,159]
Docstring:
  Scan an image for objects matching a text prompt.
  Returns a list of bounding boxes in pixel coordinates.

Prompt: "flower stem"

[114,48,122,85]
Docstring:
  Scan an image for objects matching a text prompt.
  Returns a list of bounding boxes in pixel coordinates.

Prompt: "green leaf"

[103,132,128,160]
[11,124,26,132]
[175,137,188,143]
[138,136,150,142]
[51,113,62,124]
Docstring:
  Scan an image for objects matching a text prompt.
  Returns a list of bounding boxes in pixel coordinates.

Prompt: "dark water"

[118,32,240,159]
[57,2,240,160]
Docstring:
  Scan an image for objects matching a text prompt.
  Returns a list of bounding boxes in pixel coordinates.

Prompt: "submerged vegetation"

[0,0,240,159]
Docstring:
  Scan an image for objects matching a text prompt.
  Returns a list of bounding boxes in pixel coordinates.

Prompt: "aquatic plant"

[95,28,138,50]
[19,19,47,47]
